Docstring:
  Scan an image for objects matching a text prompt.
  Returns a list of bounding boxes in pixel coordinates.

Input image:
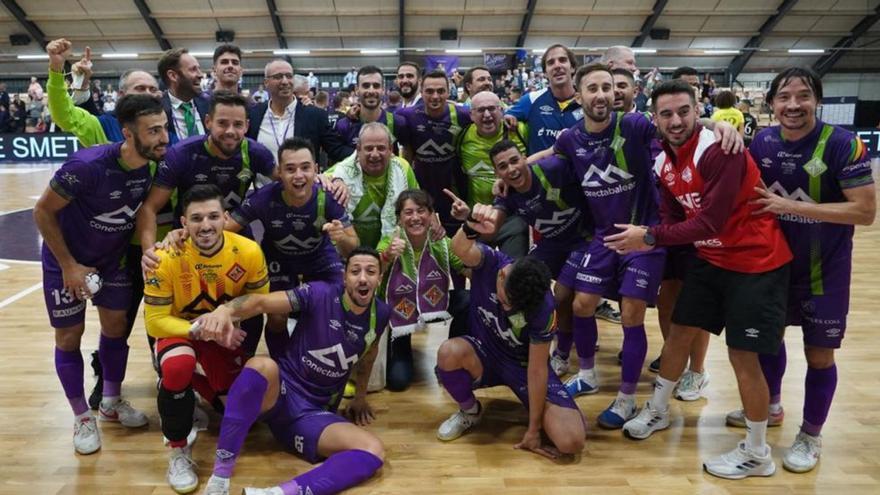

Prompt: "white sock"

[745,418,769,455]
[651,376,677,411]
[578,367,595,383]
[100,395,120,408]
[768,402,783,415]
[74,410,92,421]
[616,391,635,403]
[463,401,480,415]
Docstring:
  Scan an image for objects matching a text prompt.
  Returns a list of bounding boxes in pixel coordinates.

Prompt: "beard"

[134,133,166,162]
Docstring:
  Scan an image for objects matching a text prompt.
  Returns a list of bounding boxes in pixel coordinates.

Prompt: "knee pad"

[159,353,196,392]
[157,386,195,443]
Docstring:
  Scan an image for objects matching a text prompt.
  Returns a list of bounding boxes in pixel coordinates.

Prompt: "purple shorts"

[787,285,849,349]
[262,377,348,463]
[460,335,578,411]
[266,257,344,292]
[41,262,132,328]
[530,241,588,290]
[573,238,665,304]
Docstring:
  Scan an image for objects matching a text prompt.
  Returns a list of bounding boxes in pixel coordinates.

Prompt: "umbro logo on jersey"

[581,164,634,188]
[271,220,284,228]
[826,328,842,338]
[416,139,455,157]
[416,124,426,132]
[745,328,760,338]
[329,319,342,331]
[195,173,208,181]
[533,208,577,234]
[760,157,773,168]
[575,148,588,157]
[94,204,139,224]
[109,190,122,200]
[539,104,555,114]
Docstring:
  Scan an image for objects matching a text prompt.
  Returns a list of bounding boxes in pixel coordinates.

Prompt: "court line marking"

[0,207,34,216]
[0,282,42,310]
[0,258,41,266]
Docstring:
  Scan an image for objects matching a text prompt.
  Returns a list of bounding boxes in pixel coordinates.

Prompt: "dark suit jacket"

[161,91,211,145]
[246,99,353,163]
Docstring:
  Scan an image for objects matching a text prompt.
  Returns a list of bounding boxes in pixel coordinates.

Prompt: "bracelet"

[466,213,478,223]
[461,222,480,240]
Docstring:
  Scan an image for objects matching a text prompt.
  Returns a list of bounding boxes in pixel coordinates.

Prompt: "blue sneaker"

[564,369,599,397]
[597,397,637,429]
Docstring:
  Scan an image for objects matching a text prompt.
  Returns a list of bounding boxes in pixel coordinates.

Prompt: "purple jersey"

[396,103,472,228]
[469,244,556,367]
[231,182,350,266]
[44,141,151,268]
[494,154,591,249]
[280,282,390,411]
[749,123,873,293]
[155,135,275,218]
[334,110,403,148]
[554,112,660,239]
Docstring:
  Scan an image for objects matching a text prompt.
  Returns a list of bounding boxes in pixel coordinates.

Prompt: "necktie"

[181,101,196,137]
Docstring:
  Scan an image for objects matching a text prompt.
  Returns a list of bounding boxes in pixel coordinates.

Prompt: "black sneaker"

[596,300,621,323]
[88,350,103,410]
[648,356,661,373]
[617,350,623,365]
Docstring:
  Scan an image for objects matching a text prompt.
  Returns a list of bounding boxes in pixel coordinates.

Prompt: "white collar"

[168,91,193,109]
[266,98,297,117]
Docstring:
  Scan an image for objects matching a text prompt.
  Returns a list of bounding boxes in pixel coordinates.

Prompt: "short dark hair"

[277,136,315,164]
[767,67,823,102]
[394,189,434,217]
[671,66,698,80]
[387,91,401,104]
[181,184,223,213]
[505,257,552,316]
[574,63,613,90]
[213,44,242,64]
[333,91,350,109]
[346,246,382,267]
[463,65,490,94]
[115,93,164,127]
[357,65,384,85]
[488,139,522,165]
[611,68,635,83]
[713,90,737,109]
[650,79,696,112]
[209,90,248,115]
[315,90,329,106]
[541,44,578,74]
[396,61,421,76]
[157,48,189,86]
[422,69,449,85]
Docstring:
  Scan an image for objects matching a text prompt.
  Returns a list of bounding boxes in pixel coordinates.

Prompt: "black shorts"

[662,245,696,281]
[672,257,789,354]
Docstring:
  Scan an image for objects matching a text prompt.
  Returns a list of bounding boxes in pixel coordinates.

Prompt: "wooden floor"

[1,163,879,494]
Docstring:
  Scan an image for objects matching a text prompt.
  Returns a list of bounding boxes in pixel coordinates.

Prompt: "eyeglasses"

[473,105,499,114]
[267,72,294,81]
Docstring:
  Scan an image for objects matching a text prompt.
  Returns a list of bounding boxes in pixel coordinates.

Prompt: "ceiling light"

[788,49,824,54]
[189,51,214,58]
[102,53,138,59]
[360,49,397,55]
[632,48,657,54]
[273,49,310,55]
[17,54,49,60]
[703,50,739,55]
[445,49,482,55]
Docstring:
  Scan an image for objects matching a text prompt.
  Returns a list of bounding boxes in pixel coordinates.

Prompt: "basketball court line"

[0,282,42,310]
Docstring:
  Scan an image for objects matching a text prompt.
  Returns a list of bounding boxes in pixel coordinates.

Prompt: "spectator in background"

[314,90,329,110]
[0,104,10,133]
[711,90,745,136]
[327,90,350,128]
[29,76,44,102]
[10,99,26,133]
[343,67,358,90]
[252,84,269,102]
[385,91,402,113]
[0,82,9,110]
[738,100,758,146]
[508,87,522,105]
[307,71,319,92]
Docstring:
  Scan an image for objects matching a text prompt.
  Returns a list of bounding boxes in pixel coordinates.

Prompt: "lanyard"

[268,103,296,149]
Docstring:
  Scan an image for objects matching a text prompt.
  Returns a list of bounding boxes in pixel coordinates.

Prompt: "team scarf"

[384,230,452,337]
[332,151,410,241]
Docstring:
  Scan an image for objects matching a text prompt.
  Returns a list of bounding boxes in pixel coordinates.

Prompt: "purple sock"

[55,347,88,415]
[213,368,268,478]
[555,329,573,358]
[802,364,837,437]
[99,333,129,398]
[573,315,597,370]
[280,449,383,495]
[759,340,787,405]
[436,368,476,411]
[620,325,648,395]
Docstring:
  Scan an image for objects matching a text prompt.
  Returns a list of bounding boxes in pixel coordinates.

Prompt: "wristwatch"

[643,228,656,247]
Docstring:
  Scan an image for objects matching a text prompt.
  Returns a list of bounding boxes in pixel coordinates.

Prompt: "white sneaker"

[564,368,599,397]
[437,402,482,441]
[674,370,709,401]
[73,414,101,455]
[202,474,229,495]
[550,352,571,376]
[242,488,284,495]
[99,399,149,427]
[783,431,822,473]
[703,441,776,479]
[597,397,638,429]
[167,446,199,494]
[622,400,670,440]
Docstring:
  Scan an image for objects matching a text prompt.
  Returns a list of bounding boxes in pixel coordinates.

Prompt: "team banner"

[483,53,513,71]
[424,55,460,76]
[0,133,82,163]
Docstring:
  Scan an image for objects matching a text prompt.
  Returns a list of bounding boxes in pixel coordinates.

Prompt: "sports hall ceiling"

[0,0,878,79]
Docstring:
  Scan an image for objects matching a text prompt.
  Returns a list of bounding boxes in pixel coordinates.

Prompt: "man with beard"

[192,248,390,495]
[505,44,582,155]
[157,48,209,144]
[554,65,742,429]
[210,45,243,94]
[734,68,875,473]
[394,61,422,109]
[612,68,637,113]
[143,185,269,493]
[461,65,495,107]
[607,80,792,480]
[397,69,472,236]
[247,60,353,163]
[137,91,275,355]
[33,94,167,455]
[455,91,529,257]
[328,123,420,249]
[335,65,404,148]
